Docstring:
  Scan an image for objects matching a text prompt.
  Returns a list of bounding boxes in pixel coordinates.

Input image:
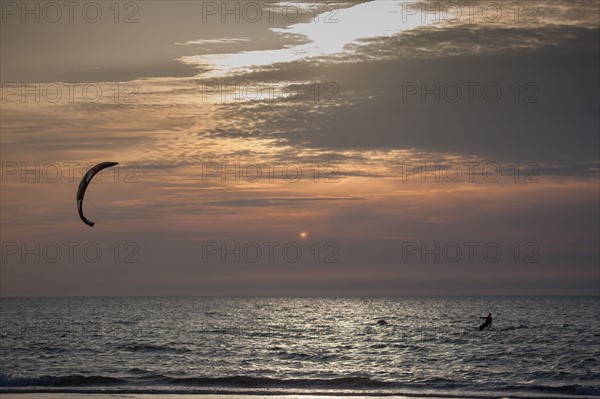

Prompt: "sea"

[1,297,599,398]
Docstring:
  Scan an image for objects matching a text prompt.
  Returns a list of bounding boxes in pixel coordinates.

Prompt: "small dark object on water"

[479,313,492,331]
[377,319,388,326]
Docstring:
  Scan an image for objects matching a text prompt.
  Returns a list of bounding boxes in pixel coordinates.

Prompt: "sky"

[0,0,598,296]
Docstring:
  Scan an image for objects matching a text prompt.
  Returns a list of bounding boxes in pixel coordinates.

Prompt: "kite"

[76,162,118,227]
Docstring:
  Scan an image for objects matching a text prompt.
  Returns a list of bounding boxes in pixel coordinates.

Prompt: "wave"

[0,374,391,389]
[2,372,599,397]
[115,343,190,353]
[0,374,124,387]
[504,383,600,397]
[276,351,341,361]
[500,324,530,331]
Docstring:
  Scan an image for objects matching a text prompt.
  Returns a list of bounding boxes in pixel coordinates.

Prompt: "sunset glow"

[1,0,598,297]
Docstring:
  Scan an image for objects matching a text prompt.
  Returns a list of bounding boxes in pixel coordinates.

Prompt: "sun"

[299,231,308,240]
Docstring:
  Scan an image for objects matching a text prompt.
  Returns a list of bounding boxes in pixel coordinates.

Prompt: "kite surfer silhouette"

[479,313,492,331]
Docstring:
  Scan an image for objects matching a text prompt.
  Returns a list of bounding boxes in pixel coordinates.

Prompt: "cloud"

[206,196,363,207]
[198,27,599,167]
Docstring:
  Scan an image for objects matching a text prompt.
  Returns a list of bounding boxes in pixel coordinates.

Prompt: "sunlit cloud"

[181,0,434,78]
[177,38,253,45]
